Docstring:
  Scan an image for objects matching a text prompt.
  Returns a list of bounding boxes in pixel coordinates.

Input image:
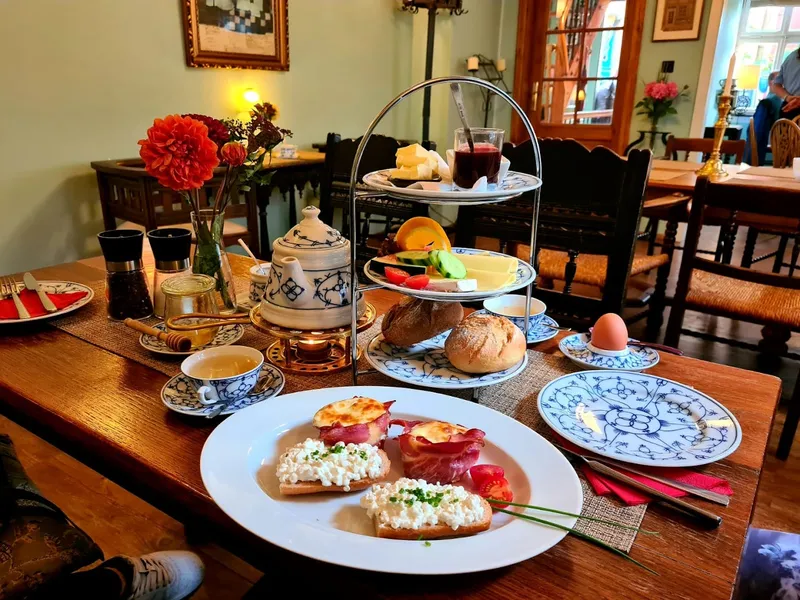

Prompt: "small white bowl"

[482,295,547,330]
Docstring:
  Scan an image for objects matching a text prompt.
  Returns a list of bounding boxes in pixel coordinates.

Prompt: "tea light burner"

[249,304,376,374]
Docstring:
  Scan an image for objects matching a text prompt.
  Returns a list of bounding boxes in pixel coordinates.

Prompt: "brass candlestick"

[696,94,732,180]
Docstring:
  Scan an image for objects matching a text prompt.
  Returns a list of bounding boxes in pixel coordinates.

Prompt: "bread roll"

[445,313,526,374]
[381,299,464,346]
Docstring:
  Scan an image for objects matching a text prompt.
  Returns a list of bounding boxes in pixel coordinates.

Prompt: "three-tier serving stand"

[347,76,543,387]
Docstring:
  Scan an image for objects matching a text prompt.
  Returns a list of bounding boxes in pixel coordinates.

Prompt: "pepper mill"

[147,228,192,318]
[97,230,153,321]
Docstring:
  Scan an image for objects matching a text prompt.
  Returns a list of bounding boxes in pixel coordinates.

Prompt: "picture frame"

[181,0,289,71]
[652,0,704,42]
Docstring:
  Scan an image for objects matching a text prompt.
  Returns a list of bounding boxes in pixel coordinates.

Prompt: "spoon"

[541,323,572,332]
[449,83,475,153]
[237,238,266,274]
[587,328,684,356]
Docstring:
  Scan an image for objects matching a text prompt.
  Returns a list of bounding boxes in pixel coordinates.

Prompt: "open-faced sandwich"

[277,438,390,495]
[313,396,394,446]
[361,478,492,540]
[393,420,485,484]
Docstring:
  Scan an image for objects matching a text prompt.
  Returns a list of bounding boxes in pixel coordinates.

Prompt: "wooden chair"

[771,119,800,168]
[318,133,427,266]
[456,139,666,335]
[92,159,258,254]
[665,176,800,459]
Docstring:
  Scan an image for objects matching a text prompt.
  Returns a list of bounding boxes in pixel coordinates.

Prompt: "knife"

[23,272,57,313]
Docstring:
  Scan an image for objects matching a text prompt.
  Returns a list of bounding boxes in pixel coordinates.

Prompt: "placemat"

[51,291,646,551]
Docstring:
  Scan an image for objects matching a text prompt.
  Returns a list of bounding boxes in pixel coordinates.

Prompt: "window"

[736,0,800,105]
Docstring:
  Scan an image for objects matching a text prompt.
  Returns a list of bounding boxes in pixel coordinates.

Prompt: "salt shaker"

[147,228,192,318]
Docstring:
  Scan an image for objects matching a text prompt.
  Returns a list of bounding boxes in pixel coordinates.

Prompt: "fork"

[2,277,30,319]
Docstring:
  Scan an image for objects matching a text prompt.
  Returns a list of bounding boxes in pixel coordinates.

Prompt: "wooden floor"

[2,224,799,597]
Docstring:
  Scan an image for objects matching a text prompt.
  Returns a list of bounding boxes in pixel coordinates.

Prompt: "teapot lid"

[277,206,346,250]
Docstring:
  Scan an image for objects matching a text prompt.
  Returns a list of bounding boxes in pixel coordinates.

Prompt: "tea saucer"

[161,363,285,417]
[140,322,245,356]
[472,310,559,344]
[559,333,659,371]
[236,292,258,312]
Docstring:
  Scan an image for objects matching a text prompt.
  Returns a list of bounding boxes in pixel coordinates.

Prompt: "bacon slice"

[393,419,485,484]
[316,400,394,446]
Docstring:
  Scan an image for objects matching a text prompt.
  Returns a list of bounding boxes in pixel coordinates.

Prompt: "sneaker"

[103,551,204,600]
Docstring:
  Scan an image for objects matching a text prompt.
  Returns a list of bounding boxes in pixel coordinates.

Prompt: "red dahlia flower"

[220,141,247,167]
[182,113,230,149]
[138,115,219,191]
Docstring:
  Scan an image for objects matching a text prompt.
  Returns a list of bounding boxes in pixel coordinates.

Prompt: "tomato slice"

[404,274,430,290]
[469,464,505,487]
[478,477,513,509]
[384,267,410,285]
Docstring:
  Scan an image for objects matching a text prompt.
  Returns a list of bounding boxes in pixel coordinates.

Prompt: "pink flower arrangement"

[644,81,680,101]
[635,78,690,130]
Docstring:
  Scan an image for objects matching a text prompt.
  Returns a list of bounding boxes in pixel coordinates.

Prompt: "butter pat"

[426,278,478,292]
[396,144,439,174]
[390,164,433,181]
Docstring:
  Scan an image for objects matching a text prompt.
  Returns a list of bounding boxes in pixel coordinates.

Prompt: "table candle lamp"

[697,54,735,180]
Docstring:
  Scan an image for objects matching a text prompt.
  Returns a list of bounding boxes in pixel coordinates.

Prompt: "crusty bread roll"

[382,298,464,346]
[445,313,526,374]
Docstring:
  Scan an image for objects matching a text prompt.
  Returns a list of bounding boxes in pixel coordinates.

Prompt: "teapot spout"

[277,256,313,307]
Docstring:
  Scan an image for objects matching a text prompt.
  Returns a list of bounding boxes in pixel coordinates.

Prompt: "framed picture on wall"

[182,0,289,70]
[652,0,704,42]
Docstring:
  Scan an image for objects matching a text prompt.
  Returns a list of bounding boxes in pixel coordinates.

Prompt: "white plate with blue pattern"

[363,248,536,302]
[366,331,528,389]
[0,280,94,325]
[472,309,559,344]
[161,363,285,417]
[537,370,742,467]
[362,169,542,205]
[140,321,245,356]
[559,333,659,371]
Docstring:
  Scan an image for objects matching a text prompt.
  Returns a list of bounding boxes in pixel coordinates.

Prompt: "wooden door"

[511,0,646,154]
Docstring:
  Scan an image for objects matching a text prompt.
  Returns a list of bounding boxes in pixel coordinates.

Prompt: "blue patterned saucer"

[537,370,742,466]
[559,333,659,371]
[140,322,245,356]
[472,310,559,344]
[365,331,528,389]
[160,363,285,417]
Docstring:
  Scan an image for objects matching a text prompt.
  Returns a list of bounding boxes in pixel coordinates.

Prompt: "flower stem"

[493,507,658,575]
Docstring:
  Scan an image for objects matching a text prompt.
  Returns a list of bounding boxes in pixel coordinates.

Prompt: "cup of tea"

[249,263,271,305]
[180,346,264,406]
[483,294,547,333]
[794,157,800,181]
[451,128,504,189]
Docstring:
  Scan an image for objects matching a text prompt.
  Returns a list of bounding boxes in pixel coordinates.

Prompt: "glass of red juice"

[452,128,504,189]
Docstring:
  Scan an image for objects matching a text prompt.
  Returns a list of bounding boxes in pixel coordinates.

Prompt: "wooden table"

[646,159,800,195]
[0,254,781,599]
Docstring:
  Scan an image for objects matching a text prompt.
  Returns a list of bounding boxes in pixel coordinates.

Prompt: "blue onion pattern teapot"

[260,206,365,329]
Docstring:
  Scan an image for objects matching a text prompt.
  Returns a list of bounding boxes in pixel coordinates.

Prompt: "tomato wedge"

[404,274,430,290]
[384,266,410,285]
[478,477,514,509]
[469,464,505,488]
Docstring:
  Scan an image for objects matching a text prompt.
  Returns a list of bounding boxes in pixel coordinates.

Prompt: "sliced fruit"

[478,477,514,509]
[368,256,427,277]
[396,250,431,266]
[384,267,410,285]
[469,464,506,487]
[434,250,467,279]
[395,217,451,252]
[403,274,430,290]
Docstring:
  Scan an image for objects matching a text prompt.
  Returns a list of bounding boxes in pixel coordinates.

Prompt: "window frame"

[737,0,800,73]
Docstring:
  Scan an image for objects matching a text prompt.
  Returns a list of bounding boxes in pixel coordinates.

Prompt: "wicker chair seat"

[686,269,800,329]
[535,249,669,287]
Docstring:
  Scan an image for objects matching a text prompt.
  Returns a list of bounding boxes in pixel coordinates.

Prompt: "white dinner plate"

[363,248,536,302]
[362,169,542,205]
[0,281,94,325]
[201,386,582,575]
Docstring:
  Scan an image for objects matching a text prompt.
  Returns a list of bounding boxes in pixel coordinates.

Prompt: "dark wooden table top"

[647,159,800,194]
[0,254,781,599]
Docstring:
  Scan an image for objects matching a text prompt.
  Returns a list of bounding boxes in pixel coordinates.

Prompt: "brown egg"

[591,313,628,351]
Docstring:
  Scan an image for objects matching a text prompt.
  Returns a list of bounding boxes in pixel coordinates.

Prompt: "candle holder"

[696,94,732,181]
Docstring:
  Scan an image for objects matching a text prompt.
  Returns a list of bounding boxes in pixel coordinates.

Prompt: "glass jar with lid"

[162,274,219,349]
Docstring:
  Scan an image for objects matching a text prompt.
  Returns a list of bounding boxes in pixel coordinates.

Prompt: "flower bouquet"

[635,79,690,141]
[139,104,291,311]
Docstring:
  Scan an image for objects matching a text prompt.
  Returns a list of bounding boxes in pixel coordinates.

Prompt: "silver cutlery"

[449,83,475,152]
[588,327,683,356]
[542,323,572,332]
[557,445,722,528]
[2,277,30,319]
[23,272,57,313]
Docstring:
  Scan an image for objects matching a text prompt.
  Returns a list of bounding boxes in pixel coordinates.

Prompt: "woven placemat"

[51,291,645,551]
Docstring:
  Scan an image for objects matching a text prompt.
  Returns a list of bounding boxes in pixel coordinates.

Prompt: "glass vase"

[190,209,237,313]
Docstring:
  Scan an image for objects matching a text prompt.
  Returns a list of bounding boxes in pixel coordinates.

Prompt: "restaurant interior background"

[0,0,737,275]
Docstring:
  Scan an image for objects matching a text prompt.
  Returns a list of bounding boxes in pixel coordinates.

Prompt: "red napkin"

[554,435,733,506]
[0,288,89,319]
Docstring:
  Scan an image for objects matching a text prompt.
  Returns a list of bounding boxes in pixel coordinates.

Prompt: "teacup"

[181,346,264,406]
[249,263,271,305]
[794,157,800,181]
[278,144,298,159]
[483,295,547,333]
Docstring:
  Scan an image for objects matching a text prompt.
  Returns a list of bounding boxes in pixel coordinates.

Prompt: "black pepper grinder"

[97,230,154,320]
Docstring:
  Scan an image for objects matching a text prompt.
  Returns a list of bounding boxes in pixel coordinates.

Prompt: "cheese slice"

[396,144,431,167]
[409,421,467,443]
[466,268,516,291]
[313,396,387,428]
[457,254,517,274]
[390,164,433,180]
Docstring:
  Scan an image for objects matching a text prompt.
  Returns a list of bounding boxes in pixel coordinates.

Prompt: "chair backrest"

[748,118,759,167]
[665,136,746,164]
[770,119,800,168]
[500,138,653,321]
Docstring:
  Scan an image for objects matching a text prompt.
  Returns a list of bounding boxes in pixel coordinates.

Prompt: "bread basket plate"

[201,385,581,575]
[366,331,528,389]
[363,248,536,302]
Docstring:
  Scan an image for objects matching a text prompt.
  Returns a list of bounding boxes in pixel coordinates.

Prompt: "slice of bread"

[373,497,493,540]
[278,449,391,496]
